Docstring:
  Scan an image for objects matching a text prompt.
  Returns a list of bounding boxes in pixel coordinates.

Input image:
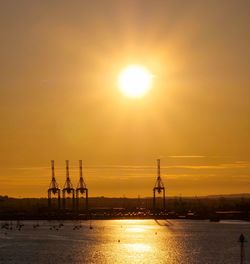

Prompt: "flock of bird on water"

[0,220,94,235]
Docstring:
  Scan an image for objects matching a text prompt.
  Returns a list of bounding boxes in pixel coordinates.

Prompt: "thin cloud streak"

[8,161,250,172]
[168,155,206,158]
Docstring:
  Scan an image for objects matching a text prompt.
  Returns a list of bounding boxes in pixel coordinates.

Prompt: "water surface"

[0,220,249,263]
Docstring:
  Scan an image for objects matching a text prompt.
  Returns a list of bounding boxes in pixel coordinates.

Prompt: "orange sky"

[0,1,250,197]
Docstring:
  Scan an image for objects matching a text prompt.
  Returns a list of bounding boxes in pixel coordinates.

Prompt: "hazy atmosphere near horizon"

[0,0,249,198]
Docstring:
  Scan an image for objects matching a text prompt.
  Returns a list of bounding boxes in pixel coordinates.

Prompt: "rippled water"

[0,220,249,263]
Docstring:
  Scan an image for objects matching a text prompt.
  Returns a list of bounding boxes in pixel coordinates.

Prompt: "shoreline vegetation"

[0,194,250,221]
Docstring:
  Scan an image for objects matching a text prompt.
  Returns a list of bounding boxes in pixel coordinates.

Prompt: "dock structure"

[239,233,247,264]
[62,160,75,210]
[76,160,88,210]
[48,160,61,209]
[153,159,166,211]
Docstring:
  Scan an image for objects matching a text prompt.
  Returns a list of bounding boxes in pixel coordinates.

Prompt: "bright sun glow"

[118,65,153,98]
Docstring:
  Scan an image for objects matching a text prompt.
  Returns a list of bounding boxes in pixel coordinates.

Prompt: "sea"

[0,219,249,264]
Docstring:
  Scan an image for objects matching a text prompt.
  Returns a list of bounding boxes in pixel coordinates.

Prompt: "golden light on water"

[118,65,153,98]
[126,227,146,233]
[124,243,152,253]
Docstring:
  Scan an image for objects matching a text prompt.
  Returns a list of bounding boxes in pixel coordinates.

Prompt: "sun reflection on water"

[126,227,145,233]
[123,243,152,253]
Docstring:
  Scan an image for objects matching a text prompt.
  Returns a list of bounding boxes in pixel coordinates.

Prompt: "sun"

[118,65,153,98]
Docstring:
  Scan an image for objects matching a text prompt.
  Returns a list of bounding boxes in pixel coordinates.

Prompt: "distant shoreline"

[1,195,250,221]
[0,213,249,221]
[2,193,250,199]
